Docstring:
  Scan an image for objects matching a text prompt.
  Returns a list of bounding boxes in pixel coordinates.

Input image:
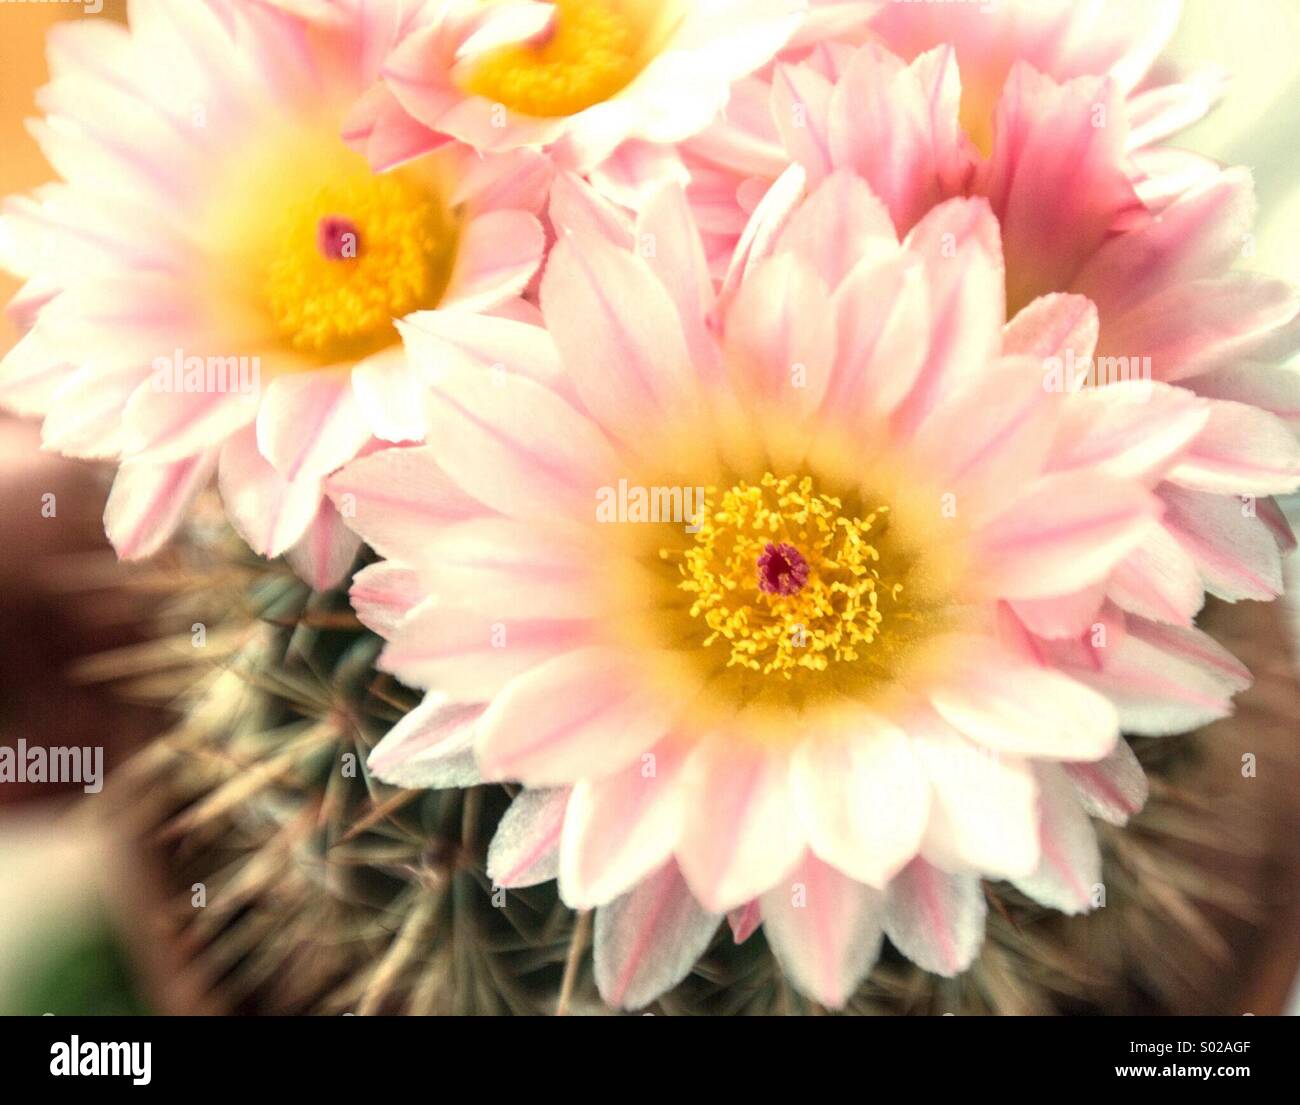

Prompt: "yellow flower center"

[465,0,665,118]
[663,473,901,680]
[262,169,458,360]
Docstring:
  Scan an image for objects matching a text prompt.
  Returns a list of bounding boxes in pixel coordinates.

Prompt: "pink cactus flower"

[0,0,549,587]
[685,0,1229,282]
[329,171,1291,1008]
[333,0,811,185]
[682,1,1300,622]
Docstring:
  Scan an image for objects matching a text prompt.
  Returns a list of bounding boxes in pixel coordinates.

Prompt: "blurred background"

[0,0,1298,1015]
[0,0,178,1015]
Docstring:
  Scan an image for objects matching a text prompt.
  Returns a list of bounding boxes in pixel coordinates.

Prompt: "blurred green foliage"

[8,915,152,1016]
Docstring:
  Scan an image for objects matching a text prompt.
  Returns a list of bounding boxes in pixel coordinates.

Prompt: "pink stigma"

[757,542,810,596]
[317,215,361,261]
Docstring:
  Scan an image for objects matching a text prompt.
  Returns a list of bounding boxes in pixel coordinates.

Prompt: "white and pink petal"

[487,786,571,890]
[593,861,721,1011]
[759,852,884,1009]
[366,693,485,790]
[883,858,986,978]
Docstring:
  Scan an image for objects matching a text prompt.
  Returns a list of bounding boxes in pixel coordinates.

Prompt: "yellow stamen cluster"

[263,171,456,358]
[665,473,900,679]
[466,0,650,118]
